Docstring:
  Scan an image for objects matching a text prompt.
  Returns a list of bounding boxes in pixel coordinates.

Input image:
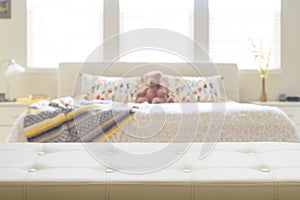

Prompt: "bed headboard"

[58,62,240,101]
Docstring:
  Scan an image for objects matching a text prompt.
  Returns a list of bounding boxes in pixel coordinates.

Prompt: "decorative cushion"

[165,75,224,103]
[109,77,141,102]
[81,73,224,103]
[81,73,119,101]
[81,74,141,102]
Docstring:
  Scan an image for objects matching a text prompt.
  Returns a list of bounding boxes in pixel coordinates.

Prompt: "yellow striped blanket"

[24,97,134,142]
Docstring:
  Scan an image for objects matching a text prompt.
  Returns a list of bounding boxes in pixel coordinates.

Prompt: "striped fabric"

[24,97,134,142]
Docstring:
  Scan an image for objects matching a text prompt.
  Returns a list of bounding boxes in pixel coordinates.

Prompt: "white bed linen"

[109,102,299,142]
[7,102,299,143]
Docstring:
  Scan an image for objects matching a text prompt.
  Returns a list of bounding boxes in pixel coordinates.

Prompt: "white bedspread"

[109,102,299,142]
[7,102,299,143]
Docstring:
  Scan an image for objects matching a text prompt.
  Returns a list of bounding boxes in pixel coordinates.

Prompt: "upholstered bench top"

[1,142,300,200]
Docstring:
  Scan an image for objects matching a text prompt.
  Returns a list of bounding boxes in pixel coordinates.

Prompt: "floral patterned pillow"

[165,75,224,103]
[81,73,141,102]
[82,73,224,103]
[108,77,141,102]
[81,74,120,101]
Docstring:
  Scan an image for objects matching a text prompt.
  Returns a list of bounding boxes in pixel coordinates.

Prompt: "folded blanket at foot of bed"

[24,97,134,142]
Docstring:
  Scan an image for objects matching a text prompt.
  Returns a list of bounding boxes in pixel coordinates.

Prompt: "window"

[26,0,281,69]
[120,0,193,38]
[209,0,281,69]
[119,0,194,62]
[27,0,103,68]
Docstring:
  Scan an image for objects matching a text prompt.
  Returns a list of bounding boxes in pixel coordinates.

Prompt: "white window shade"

[27,0,103,68]
[119,0,194,62]
[209,0,281,70]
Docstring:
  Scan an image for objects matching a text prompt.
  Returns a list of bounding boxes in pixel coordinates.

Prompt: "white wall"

[0,0,299,101]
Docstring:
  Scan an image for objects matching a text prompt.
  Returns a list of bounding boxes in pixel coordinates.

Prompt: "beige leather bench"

[1,142,300,200]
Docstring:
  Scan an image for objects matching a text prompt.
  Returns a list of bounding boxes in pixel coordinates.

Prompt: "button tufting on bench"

[105,168,115,173]
[183,168,191,173]
[260,168,270,173]
[1,142,300,200]
[28,168,37,172]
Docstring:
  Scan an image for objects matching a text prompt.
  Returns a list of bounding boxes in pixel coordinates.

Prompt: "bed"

[2,62,300,200]
[6,62,299,143]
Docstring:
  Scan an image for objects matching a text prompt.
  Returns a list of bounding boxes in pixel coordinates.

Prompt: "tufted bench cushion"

[1,142,300,200]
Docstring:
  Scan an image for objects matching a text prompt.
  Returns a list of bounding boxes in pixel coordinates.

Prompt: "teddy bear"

[135,71,168,104]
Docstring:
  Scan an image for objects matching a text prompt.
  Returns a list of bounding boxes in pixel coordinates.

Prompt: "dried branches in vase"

[249,38,271,102]
[260,77,267,102]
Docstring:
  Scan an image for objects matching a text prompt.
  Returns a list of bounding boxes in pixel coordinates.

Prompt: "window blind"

[26,0,281,69]
[119,0,194,62]
[27,0,103,68]
[209,0,281,69]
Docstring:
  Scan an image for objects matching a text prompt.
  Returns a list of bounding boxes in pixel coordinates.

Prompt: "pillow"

[81,73,224,103]
[81,73,120,100]
[81,73,141,102]
[107,77,141,102]
[165,75,224,103]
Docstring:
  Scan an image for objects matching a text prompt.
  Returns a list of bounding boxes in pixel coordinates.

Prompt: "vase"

[260,77,267,102]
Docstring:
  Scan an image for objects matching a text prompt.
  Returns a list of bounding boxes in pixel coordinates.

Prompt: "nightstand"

[250,101,300,134]
[0,102,29,142]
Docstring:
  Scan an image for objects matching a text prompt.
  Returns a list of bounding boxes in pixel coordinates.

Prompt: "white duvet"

[109,102,299,142]
[7,101,299,143]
